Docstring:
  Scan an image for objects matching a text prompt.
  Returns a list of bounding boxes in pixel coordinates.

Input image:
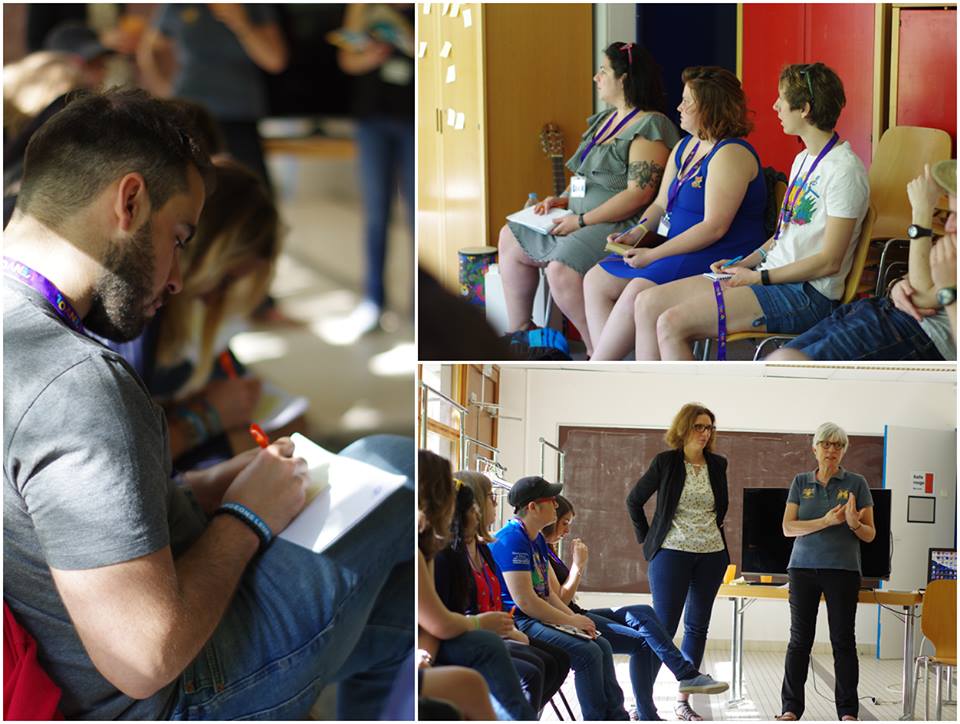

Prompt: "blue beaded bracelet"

[214,502,273,552]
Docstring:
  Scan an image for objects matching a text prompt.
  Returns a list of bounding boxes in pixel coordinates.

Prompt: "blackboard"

[556,425,885,594]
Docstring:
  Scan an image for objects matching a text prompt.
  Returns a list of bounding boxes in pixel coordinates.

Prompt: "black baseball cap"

[508,476,563,510]
[44,22,113,62]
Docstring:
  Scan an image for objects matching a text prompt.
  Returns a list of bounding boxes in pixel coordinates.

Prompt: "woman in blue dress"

[584,66,767,360]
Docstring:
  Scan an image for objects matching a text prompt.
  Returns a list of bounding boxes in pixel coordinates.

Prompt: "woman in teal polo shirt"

[777,422,876,722]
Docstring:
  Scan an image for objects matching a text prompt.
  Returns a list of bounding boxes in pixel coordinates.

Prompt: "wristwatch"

[936,286,957,306]
[578,213,586,228]
[907,224,933,239]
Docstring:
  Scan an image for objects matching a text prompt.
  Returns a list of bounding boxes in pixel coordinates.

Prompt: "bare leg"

[592,277,658,360]
[498,224,544,332]
[584,265,630,352]
[634,277,766,360]
[421,666,497,721]
[545,261,594,356]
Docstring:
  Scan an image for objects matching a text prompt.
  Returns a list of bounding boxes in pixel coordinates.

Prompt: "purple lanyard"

[773,132,839,240]
[712,279,728,361]
[578,108,640,166]
[665,140,705,215]
[3,256,85,334]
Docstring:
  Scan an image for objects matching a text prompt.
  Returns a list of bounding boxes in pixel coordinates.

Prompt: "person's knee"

[341,434,414,481]
[766,347,811,361]
[633,286,663,325]
[498,224,517,255]
[656,305,691,344]
[624,604,656,628]
[545,263,581,299]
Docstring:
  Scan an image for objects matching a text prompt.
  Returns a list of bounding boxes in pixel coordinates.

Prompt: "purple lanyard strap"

[665,140,706,215]
[3,256,85,334]
[713,279,728,361]
[578,108,640,166]
[773,132,839,240]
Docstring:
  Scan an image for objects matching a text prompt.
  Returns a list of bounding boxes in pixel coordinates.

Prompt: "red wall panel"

[895,8,957,155]
[741,4,805,176]
[805,4,875,165]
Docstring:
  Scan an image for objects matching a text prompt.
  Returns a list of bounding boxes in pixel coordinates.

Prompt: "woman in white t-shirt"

[631,62,870,360]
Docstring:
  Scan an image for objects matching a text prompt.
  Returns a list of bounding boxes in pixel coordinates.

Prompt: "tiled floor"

[542,646,957,721]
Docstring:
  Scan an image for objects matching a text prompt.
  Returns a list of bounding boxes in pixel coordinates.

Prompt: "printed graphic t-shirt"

[490,518,551,610]
[760,140,869,300]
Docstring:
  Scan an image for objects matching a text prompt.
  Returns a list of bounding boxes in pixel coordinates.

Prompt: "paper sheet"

[418,41,428,58]
[454,112,465,130]
[463,8,472,27]
[505,205,573,235]
[702,272,733,281]
[280,434,407,553]
[447,108,456,127]
[423,2,431,14]
[439,41,452,58]
[445,64,456,83]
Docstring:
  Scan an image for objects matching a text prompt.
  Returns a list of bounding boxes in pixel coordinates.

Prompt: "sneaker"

[678,673,729,695]
[316,300,381,345]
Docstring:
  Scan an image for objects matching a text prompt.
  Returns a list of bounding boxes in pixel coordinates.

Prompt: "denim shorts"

[784,296,946,361]
[750,281,838,335]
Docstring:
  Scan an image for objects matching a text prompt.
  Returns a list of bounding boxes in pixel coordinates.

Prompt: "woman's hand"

[623,247,656,269]
[550,213,582,237]
[843,494,860,528]
[534,196,568,215]
[570,614,598,638]
[477,611,514,636]
[821,503,845,528]
[907,164,943,220]
[505,627,529,644]
[571,538,589,568]
[206,377,263,430]
[608,224,648,248]
[721,266,761,288]
[890,279,937,322]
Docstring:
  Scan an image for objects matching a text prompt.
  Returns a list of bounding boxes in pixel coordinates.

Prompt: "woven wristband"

[214,502,273,552]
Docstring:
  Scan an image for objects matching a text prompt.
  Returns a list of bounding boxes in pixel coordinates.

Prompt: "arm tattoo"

[628,160,665,191]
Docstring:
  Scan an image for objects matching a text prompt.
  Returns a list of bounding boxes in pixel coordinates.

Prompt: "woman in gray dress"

[497,43,680,356]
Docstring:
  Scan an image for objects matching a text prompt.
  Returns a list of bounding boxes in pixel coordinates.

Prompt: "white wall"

[494,365,957,652]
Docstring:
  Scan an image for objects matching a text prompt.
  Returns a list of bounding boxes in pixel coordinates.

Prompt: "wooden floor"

[542,648,958,721]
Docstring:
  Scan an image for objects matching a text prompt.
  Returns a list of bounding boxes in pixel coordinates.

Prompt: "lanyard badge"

[3,256,86,334]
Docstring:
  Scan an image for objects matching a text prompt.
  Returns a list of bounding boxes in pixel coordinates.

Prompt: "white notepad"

[702,272,733,281]
[506,205,573,235]
[279,433,407,554]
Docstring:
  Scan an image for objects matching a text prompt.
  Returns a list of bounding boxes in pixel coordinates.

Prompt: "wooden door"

[417,5,446,281]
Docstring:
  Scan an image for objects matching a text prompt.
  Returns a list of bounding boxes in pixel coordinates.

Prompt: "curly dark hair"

[681,66,753,140]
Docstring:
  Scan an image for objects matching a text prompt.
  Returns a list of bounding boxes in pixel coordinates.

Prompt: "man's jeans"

[169,435,414,720]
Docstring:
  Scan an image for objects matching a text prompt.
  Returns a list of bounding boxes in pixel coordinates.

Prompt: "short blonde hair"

[455,470,497,544]
[665,403,717,452]
[813,422,849,450]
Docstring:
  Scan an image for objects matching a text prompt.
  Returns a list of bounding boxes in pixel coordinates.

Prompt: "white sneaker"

[316,300,381,346]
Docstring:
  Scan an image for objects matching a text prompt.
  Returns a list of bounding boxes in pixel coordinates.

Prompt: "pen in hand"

[249,423,270,449]
[613,217,648,245]
[720,255,744,269]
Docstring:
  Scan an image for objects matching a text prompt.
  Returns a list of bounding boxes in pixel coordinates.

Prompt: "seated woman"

[105,159,281,467]
[417,450,536,721]
[543,496,728,721]
[497,42,680,356]
[632,62,870,360]
[769,160,956,361]
[434,480,565,715]
[584,66,767,360]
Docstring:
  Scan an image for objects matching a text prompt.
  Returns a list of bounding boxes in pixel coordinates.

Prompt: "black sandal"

[675,701,703,721]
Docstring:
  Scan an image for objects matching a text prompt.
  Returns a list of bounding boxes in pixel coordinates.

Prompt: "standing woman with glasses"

[626,403,730,721]
[776,423,874,722]
[632,62,870,360]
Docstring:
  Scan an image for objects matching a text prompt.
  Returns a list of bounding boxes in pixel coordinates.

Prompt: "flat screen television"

[742,488,891,582]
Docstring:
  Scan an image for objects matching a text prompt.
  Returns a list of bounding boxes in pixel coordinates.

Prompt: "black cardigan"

[433,542,500,614]
[625,448,729,561]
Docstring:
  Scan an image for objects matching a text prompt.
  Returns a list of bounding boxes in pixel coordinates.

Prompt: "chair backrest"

[869,126,952,239]
[841,205,876,304]
[921,580,957,661]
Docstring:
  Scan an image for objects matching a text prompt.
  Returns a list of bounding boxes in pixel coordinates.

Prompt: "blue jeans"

[646,549,728,697]
[516,616,629,720]
[434,629,536,721]
[784,296,945,360]
[750,281,838,334]
[356,116,414,309]
[589,605,699,720]
[168,435,414,720]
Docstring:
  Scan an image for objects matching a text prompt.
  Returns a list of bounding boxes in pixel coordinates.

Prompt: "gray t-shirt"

[919,309,957,360]
[3,280,208,719]
[786,468,874,573]
[155,4,277,120]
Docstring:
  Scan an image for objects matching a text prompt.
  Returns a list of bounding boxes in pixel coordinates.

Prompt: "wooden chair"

[911,580,957,720]
[868,126,952,294]
[702,206,876,360]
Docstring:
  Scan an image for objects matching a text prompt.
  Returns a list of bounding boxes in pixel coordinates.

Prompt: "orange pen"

[249,423,270,449]
[220,350,239,380]
[509,606,516,617]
